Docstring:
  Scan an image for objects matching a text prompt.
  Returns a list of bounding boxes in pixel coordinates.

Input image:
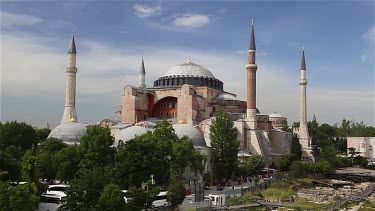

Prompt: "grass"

[260,182,296,202]
[285,198,336,210]
[226,192,261,206]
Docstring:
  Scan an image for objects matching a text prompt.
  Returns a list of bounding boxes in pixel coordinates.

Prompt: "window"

[166,112,169,117]
[160,103,163,109]
[154,112,157,117]
[160,112,164,118]
[171,112,175,117]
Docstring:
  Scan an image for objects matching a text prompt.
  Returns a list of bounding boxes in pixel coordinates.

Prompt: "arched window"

[166,112,169,117]
[160,112,164,118]
[172,112,175,117]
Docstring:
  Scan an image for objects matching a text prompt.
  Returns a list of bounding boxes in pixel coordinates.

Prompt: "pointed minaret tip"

[139,56,146,74]
[249,18,256,51]
[301,46,306,70]
[68,32,77,54]
[187,56,191,64]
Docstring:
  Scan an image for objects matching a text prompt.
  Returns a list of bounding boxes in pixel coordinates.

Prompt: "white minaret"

[298,47,310,148]
[138,56,146,89]
[61,34,78,124]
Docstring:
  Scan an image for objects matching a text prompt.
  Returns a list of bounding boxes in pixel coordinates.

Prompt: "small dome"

[269,113,284,118]
[48,122,87,145]
[172,124,207,147]
[114,126,148,147]
[164,62,215,79]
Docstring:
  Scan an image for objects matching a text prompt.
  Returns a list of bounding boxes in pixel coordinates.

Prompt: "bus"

[152,191,169,208]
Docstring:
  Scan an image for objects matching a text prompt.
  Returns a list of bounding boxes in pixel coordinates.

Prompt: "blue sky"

[1,1,374,127]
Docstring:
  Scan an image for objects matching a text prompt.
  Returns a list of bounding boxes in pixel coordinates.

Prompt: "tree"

[125,186,147,211]
[115,134,164,188]
[0,121,37,152]
[167,180,186,208]
[35,138,67,182]
[170,137,206,180]
[210,111,239,181]
[244,155,265,176]
[53,146,81,182]
[0,150,21,182]
[275,154,293,171]
[0,181,39,211]
[59,167,113,211]
[96,184,126,211]
[290,135,302,161]
[289,161,306,178]
[79,125,116,169]
[35,128,51,141]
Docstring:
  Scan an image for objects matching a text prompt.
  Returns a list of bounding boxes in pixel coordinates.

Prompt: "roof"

[114,126,148,147]
[301,48,306,70]
[139,57,145,74]
[47,122,87,145]
[249,19,256,50]
[68,34,76,54]
[172,124,207,147]
[269,113,284,118]
[212,92,237,100]
[164,62,215,79]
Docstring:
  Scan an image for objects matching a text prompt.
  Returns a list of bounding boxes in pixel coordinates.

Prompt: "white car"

[152,191,169,208]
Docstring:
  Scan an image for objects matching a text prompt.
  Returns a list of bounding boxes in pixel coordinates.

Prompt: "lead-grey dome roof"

[172,124,207,147]
[114,126,148,147]
[48,122,87,145]
[164,62,215,79]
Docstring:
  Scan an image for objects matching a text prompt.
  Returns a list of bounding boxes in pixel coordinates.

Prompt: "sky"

[1,1,374,128]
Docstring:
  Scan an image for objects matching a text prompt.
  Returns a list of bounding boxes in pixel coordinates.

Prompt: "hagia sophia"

[48,19,314,172]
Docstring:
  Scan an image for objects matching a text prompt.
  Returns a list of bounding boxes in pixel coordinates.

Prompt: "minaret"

[138,56,146,89]
[61,34,78,124]
[246,18,258,129]
[298,47,310,148]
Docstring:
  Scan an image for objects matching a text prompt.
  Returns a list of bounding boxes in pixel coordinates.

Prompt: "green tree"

[0,121,37,152]
[289,161,306,178]
[35,128,51,141]
[167,180,186,208]
[96,184,126,211]
[210,111,239,181]
[115,134,164,188]
[79,125,116,169]
[35,138,67,182]
[244,155,265,176]
[125,186,147,211]
[53,146,81,182]
[290,134,302,161]
[170,137,206,180]
[275,154,293,171]
[0,150,21,182]
[60,167,113,211]
[0,181,39,211]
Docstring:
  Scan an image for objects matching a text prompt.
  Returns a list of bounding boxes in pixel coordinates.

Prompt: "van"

[152,191,169,208]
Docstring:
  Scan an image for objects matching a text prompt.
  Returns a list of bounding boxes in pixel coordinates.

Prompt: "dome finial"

[69,117,76,122]
[187,56,191,64]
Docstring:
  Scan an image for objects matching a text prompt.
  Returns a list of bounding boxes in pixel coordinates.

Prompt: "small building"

[347,137,375,160]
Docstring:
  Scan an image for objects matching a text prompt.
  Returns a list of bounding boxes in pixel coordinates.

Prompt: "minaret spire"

[249,18,256,51]
[138,55,146,89]
[61,33,78,124]
[301,46,306,70]
[246,18,258,128]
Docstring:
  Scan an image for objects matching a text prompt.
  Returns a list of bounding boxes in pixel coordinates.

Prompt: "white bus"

[152,191,169,208]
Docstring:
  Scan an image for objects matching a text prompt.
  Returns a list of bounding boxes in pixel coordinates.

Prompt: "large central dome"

[153,59,223,90]
[164,62,215,79]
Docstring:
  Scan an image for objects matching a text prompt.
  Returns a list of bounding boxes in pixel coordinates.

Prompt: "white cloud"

[1,11,42,28]
[133,4,162,18]
[361,25,374,62]
[173,13,210,28]
[1,30,373,127]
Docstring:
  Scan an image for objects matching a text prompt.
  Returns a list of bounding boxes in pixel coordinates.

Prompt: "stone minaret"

[298,47,310,148]
[246,18,258,129]
[138,56,146,89]
[61,34,78,124]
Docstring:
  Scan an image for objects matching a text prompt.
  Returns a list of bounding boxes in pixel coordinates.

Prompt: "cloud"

[133,4,162,18]
[173,13,211,28]
[361,25,374,62]
[1,11,43,29]
[1,29,373,128]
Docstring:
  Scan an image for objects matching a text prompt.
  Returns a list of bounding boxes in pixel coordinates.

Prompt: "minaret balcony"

[246,64,258,69]
[299,79,308,85]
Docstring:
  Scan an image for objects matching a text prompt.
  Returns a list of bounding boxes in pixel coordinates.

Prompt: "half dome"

[172,124,207,147]
[114,126,148,147]
[48,122,87,145]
